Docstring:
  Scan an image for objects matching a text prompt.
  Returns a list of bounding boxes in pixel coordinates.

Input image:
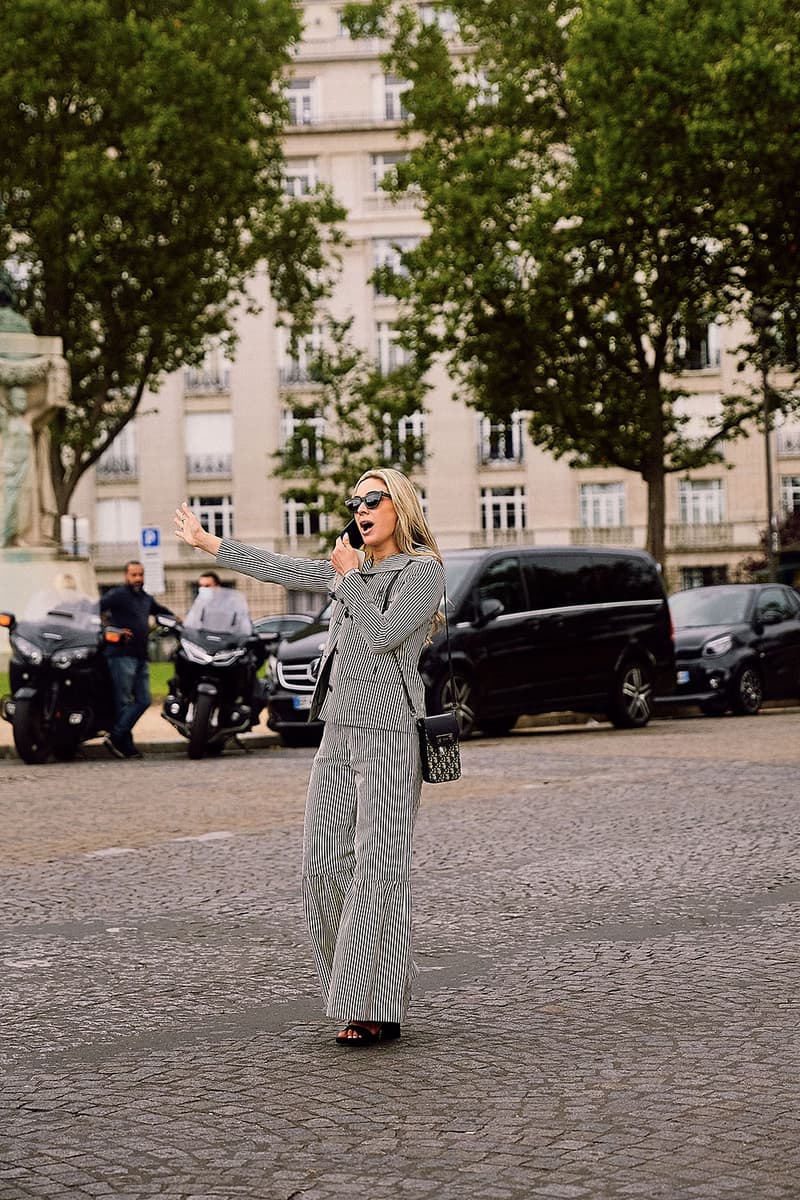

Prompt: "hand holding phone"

[341,518,364,550]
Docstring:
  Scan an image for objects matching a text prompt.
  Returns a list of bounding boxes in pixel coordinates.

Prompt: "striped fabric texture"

[215,538,445,1022]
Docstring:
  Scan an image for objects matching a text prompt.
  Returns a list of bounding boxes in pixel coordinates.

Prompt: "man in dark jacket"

[101,561,174,758]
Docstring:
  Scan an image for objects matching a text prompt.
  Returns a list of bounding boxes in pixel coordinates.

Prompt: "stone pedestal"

[0,549,98,671]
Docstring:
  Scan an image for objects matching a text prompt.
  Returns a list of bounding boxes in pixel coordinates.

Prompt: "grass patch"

[0,662,174,702]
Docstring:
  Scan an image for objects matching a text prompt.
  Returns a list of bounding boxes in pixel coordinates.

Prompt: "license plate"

[292,694,313,711]
[676,670,690,686]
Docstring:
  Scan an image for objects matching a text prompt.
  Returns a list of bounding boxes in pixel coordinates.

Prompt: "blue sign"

[141,526,160,548]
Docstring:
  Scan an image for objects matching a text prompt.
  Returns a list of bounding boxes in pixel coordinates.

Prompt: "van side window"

[476,556,526,615]
[594,555,658,603]
[523,554,598,610]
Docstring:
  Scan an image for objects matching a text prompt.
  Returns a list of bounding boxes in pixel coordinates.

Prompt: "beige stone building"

[71,1,800,615]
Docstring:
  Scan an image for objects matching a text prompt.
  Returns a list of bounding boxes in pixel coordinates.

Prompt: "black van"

[265,546,675,743]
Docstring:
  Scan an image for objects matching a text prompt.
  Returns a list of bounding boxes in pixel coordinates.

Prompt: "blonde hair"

[355,467,442,564]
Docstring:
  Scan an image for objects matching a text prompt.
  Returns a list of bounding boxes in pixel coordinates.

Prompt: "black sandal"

[335,1022,401,1046]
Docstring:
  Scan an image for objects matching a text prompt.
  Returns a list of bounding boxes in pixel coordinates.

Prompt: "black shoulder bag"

[382,573,461,784]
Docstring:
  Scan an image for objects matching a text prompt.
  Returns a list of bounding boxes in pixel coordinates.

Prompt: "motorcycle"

[0,587,123,764]
[160,588,266,759]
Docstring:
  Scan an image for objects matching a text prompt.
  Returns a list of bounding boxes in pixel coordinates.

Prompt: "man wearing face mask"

[183,571,253,635]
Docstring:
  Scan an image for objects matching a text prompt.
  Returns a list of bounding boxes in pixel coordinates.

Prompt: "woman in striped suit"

[175,468,445,1046]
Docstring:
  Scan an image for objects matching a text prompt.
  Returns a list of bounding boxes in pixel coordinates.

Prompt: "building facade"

[71,1,800,615]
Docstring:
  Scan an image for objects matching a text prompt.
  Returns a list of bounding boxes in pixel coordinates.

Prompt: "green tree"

[345,0,798,564]
[0,0,344,531]
[274,315,427,546]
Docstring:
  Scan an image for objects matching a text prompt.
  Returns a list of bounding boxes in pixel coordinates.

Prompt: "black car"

[662,583,800,716]
[265,546,675,744]
[253,612,315,652]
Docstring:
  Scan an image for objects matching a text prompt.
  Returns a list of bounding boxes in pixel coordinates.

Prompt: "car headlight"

[10,634,43,665]
[703,634,734,656]
[52,646,93,669]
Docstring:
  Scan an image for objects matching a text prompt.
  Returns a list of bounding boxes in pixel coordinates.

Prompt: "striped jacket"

[216,539,445,731]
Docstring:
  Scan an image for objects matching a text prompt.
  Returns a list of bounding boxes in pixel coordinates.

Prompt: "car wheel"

[433,671,476,739]
[608,659,654,729]
[729,664,763,715]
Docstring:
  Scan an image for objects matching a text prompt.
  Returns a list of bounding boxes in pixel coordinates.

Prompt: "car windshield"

[669,588,751,628]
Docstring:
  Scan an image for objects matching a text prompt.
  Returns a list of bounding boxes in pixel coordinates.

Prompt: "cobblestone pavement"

[1,711,799,1199]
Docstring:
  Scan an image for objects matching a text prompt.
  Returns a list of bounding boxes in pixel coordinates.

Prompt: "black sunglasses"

[344,489,392,513]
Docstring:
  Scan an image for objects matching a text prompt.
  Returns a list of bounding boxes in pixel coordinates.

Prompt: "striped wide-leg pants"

[301,722,422,1024]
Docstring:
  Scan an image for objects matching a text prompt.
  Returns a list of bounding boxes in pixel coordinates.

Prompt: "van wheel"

[729,665,762,715]
[608,660,653,729]
[433,672,476,739]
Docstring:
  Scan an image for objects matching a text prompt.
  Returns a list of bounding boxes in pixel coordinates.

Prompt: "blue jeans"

[107,656,151,750]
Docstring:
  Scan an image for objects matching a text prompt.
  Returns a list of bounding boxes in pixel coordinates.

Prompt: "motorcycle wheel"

[12,699,50,764]
[188,692,216,760]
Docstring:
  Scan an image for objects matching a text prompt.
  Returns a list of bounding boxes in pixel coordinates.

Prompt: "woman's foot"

[335,1022,401,1046]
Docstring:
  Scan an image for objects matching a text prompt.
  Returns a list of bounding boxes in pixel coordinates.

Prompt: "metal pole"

[762,360,778,583]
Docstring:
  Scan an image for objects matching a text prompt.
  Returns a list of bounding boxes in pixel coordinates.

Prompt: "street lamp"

[751,303,779,583]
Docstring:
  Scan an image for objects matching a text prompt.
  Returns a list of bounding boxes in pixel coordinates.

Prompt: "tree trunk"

[645,467,666,568]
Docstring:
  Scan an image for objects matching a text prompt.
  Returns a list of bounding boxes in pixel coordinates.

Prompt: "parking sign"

[139,526,165,594]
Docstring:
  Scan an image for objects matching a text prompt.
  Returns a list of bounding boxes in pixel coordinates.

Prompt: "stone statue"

[0,275,70,547]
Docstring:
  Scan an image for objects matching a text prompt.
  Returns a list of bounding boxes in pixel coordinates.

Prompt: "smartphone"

[341,518,364,550]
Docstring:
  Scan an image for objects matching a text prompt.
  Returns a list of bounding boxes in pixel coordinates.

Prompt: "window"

[282,498,329,539]
[190,495,233,540]
[418,4,459,32]
[481,487,527,532]
[184,344,231,391]
[579,482,626,528]
[780,475,800,513]
[281,407,325,465]
[96,422,137,480]
[680,565,729,590]
[370,151,409,192]
[283,158,318,198]
[286,78,315,126]
[383,75,410,121]
[185,412,233,477]
[95,498,141,544]
[755,586,796,623]
[675,319,721,371]
[479,413,524,465]
[476,556,526,614]
[522,554,598,610]
[279,325,324,384]
[372,236,418,294]
[678,479,724,525]
[376,322,412,374]
[382,411,425,465]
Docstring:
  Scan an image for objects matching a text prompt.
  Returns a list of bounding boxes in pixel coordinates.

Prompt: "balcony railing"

[96,457,138,481]
[469,528,532,547]
[185,452,233,478]
[668,522,733,549]
[571,526,634,546]
[279,366,324,387]
[184,368,231,393]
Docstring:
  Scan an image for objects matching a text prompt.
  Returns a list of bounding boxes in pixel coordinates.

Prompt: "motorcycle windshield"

[21,587,101,631]
[183,588,253,636]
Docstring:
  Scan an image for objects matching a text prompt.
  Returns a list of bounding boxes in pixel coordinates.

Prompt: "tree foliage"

[273,315,428,547]
[0,0,344,526]
[345,0,800,563]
